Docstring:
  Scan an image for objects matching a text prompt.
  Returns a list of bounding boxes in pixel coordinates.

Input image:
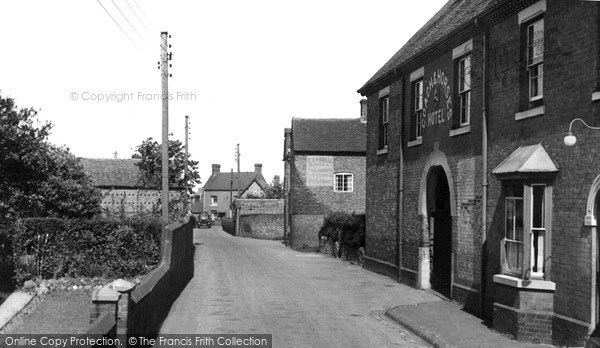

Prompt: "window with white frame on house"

[413,79,424,139]
[504,184,524,274]
[211,195,218,205]
[334,173,353,192]
[379,96,389,149]
[527,17,544,101]
[458,55,471,126]
[502,182,551,279]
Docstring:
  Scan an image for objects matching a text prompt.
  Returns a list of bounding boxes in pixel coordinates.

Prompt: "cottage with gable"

[358,0,600,345]
[202,163,268,220]
[283,117,366,251]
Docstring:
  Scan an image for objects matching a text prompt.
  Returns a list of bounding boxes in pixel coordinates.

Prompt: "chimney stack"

[360,99,368,123]
[254,163,262,174]
[212,164,221,176]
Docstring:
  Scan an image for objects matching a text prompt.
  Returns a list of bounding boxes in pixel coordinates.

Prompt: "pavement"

[0,292,35,331]
[385,295,556,348]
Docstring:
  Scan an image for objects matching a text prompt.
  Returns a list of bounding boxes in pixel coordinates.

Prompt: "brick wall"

[362,2,600,343]
[364,36,484,310]
[484,3,600,343]
[127,219,195,336]
[289,154,366,250]
[364,77,400,268]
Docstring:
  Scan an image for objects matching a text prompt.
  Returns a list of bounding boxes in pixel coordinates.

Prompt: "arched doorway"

[427,166,452,298]
[587,175,600,335]
[596,192,600,328]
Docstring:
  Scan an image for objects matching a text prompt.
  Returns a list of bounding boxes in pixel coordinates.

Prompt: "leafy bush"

[318,212,365,260]
[6,216,162,284]
[222,217,235,235]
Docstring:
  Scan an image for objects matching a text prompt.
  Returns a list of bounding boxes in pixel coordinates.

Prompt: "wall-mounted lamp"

[564,118,600,146]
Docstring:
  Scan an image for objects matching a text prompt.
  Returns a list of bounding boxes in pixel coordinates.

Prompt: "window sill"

[376,148,388,155]
[493,274,555,291]
[515,106,544,121]
[592,92,600,102]
[449,125,471,137]
[407,138,423,148]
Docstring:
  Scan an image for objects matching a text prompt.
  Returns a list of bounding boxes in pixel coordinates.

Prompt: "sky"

[1,0,447,189]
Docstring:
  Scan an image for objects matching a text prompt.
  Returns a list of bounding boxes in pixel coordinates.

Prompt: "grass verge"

[0,289,92,334]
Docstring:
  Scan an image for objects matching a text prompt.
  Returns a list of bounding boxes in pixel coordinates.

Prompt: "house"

[358,0,600,345]
[81,158,183,215]
[202,163,268,220]
[283,117,366,251]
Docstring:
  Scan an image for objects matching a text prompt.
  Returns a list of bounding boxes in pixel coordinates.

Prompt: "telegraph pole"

[236,144,241,199]
[230,168,233,218]
[184,115,189,210]
[236,144,241,236]
[160,31,171,224]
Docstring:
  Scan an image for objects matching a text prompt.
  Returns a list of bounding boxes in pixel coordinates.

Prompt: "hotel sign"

[423,69,453,128]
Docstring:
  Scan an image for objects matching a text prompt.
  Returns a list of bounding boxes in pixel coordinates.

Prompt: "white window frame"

[210,195,218,205]
[504,185,524,276]
[333,173,353,193]
[530,184,546,279]
[381,96,389,149]
[501,182,552,280]
[414,80,424,139]
[458,55,471,126]
[527,18,544,102]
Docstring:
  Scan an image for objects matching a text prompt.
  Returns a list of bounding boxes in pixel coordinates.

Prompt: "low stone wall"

[240,215,284,239]
[237,199,284,240]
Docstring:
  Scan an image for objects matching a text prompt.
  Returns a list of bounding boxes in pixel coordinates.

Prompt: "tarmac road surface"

[159,227,435,347]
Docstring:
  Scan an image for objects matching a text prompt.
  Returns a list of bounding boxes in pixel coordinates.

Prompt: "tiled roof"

[203,171,268,192]
[360,0,496,91]
[81,158,143,188]
[292,118,366,153]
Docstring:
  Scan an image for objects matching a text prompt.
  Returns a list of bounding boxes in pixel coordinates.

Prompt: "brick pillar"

[110,279,136,336]
[90,286,121,324]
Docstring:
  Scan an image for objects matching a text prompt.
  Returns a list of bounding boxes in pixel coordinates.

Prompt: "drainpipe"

[481,31,489,315]
[398,76,405,283]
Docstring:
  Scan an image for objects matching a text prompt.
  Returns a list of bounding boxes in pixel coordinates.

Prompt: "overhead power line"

[96,0,154,57]
[124,0,154,37]
[110,0,153,49]
[132,0,160,34]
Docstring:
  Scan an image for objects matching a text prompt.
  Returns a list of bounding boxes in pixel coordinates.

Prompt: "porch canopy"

[492,144,559,180]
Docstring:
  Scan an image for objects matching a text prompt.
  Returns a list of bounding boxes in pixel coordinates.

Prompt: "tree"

[132,137,201,194]
[0,95,102,221]
[264,175,284,199]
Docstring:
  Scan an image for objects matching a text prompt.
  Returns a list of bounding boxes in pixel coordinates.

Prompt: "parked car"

[197,211,211,228]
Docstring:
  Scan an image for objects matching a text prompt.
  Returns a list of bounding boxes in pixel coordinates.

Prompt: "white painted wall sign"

[306,156,334,187]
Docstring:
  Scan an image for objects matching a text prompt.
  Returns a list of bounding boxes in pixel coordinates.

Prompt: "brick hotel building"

[358,0,600,345]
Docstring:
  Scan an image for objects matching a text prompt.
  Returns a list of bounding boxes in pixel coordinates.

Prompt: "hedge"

[318,212,365,260]
[1,216,162,285]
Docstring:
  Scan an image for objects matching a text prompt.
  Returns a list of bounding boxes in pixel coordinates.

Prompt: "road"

[160,227,435,347]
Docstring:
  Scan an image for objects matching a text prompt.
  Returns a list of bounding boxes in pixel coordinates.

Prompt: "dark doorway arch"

[427,166,452,298]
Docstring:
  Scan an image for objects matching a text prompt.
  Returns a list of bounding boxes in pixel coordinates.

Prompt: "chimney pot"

[360,99,368,123]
